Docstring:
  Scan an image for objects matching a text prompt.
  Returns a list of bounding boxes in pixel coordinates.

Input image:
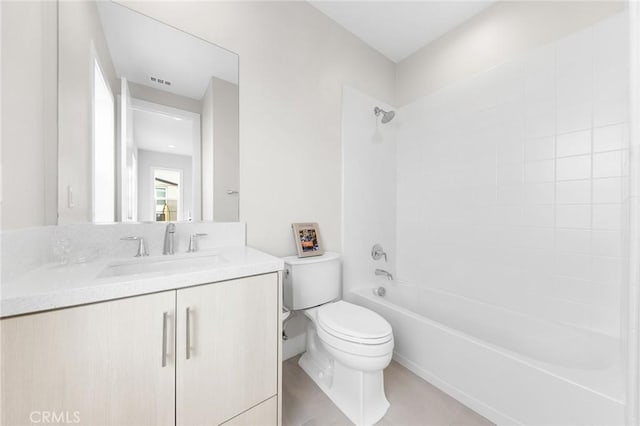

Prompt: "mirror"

[58,1,239,224]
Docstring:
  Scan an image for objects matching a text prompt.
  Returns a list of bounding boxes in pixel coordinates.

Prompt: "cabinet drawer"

[222,396,278,426]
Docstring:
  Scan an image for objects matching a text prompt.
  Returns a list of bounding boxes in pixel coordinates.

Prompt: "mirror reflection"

[58,1,239,224]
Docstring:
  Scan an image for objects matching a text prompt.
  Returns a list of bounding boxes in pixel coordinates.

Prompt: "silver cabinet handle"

[161,312,168,367]
[186,307,191,360]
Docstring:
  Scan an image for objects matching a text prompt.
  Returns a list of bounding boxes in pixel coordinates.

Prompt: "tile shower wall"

[342,86,396,294]
[396,12,629,337]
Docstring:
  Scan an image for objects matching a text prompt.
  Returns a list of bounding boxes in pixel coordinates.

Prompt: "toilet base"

[299,324,390,426]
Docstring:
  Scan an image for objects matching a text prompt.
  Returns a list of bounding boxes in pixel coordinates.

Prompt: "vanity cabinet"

[1,291,177,426]
[0,273,281,426]
[176,274,279,425]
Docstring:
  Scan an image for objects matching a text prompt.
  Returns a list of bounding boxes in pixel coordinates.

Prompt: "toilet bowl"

[314,300,393,370]
[283,253,394,425]
[299,301,393,425]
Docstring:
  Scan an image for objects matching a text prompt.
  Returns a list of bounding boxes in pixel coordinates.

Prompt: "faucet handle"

[187,233,208,253]
[121,236,149,257]
[371,244,387,262]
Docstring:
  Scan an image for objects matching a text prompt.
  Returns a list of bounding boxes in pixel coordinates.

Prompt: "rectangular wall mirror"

[58,1,239,224]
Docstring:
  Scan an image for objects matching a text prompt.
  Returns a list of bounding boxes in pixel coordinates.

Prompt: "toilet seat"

[315,301,393,357]
[318,321,392,345]
[317,324,394,358]
[317,301,392,343]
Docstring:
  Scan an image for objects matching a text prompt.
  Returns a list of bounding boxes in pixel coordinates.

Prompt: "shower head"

[374,106,395,124]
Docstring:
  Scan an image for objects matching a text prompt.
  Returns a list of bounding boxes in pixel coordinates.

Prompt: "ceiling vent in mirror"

[149,76,172,86]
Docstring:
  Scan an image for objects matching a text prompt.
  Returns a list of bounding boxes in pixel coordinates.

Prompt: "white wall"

[342,86,396,295]
[212,77,239,222]
[1,1,57,229]
[201,78,215,221]
[120,0,396,256]
[58,0,118,224]
[395,11,629,337]
[396,1,624,106]
[137,149,193,222]
[201,76,239,222]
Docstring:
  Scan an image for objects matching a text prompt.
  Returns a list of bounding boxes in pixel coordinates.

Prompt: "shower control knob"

[371,244,387,262]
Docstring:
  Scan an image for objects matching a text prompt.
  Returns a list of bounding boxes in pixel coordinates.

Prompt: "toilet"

[283,252,394,426]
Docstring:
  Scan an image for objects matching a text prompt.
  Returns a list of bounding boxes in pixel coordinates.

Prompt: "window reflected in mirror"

[154,169,181,222]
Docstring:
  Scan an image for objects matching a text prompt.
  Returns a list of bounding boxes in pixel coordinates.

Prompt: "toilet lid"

[317,301,392,343]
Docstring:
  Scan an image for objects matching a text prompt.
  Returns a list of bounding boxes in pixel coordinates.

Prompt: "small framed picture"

[292,223,324,258]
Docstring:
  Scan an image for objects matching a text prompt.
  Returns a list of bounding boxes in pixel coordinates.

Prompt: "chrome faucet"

[375,269,393,280]
[163,223,176,255]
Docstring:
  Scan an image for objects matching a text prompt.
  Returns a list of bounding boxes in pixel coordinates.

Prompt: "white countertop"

[1,246,283,318]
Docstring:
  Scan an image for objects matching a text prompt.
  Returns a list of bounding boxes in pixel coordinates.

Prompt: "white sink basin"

[98,253,226,279]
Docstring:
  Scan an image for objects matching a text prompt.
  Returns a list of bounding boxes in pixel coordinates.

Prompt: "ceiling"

[309,1,495,63]
[132,102,197,157]
[97,2,238,101]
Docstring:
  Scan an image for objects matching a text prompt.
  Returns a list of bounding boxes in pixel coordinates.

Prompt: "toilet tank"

[282,252,341,310]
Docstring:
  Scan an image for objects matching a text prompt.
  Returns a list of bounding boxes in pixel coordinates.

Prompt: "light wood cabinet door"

[1,291,176,426]
[176,274,279,425]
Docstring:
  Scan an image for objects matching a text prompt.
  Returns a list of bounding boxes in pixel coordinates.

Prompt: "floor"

[282,355,494,426]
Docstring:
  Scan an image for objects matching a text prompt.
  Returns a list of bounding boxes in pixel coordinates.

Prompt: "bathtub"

[350,284,627,425]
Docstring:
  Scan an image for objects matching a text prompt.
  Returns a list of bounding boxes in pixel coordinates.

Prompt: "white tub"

[350,284,627,425]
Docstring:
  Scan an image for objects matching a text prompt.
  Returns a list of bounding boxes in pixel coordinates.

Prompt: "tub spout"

[375,269,393,280]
